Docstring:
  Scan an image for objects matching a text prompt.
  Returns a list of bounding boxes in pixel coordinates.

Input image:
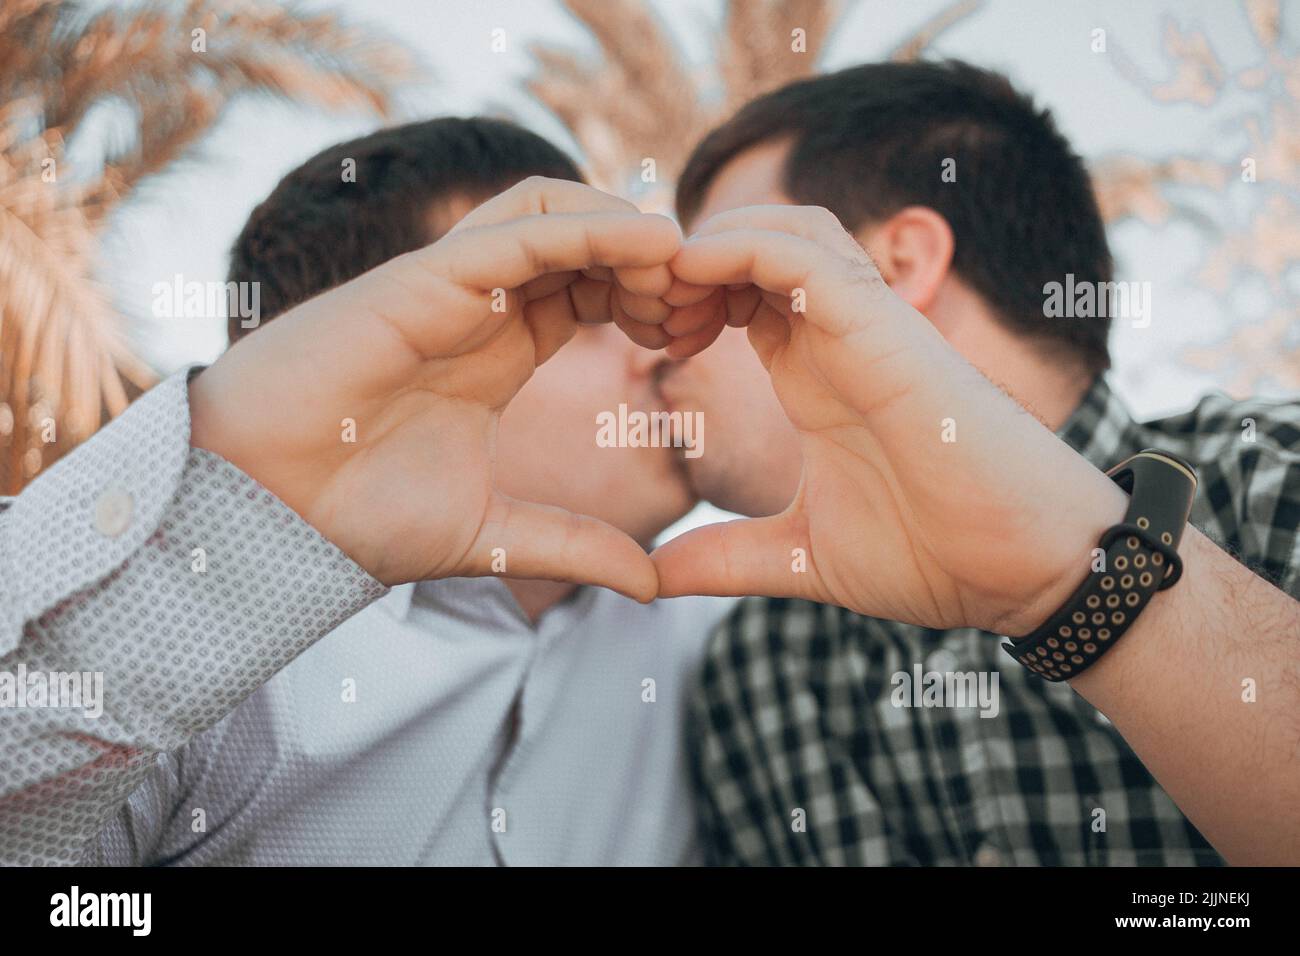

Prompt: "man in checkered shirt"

[3,60,1296,869]
[653,60,1300,865]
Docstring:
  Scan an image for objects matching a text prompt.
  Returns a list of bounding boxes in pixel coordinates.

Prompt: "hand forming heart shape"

[189,178,1125,635]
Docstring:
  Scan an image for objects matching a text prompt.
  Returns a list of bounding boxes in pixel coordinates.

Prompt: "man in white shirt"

[0,118,733,866]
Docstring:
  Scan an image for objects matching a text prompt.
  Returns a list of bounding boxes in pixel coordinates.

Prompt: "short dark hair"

[676,60,1114,375]
[227,116,583,343]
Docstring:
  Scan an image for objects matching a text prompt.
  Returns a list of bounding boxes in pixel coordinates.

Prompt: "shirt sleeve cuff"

[0,365,388,746]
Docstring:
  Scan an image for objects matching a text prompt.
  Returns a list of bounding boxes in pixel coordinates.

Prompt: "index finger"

[687,204,868,265]
[669,228,886,339]
[451,177,639,233]
[433,210,683,292]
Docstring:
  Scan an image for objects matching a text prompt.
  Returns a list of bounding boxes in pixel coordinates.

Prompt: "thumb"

[463,493,659,603]
[651,512,815,599]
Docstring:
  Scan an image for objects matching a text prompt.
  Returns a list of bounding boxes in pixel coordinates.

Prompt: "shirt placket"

[912,628,1011,865]
[486,599,580,866]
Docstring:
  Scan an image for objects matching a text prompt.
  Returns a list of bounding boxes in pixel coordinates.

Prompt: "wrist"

[1066,524,1205,699]
[989,470,1130,638]
[188,368,277,497]
[999,448,1201,684]
[187,369,250,468]
[186,370,221,454]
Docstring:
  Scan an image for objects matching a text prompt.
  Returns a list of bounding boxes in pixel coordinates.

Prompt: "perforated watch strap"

[1003,450,1198,681]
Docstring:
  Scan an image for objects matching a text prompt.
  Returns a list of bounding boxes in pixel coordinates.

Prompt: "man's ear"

[855,206,954,313]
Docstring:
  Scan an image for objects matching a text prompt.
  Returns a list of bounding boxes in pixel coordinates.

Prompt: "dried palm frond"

[527,0,701,201]
[888,0,980,63]
[719,0,838,111]
[1094,0,1300,396]
[532,0,1298,398]
[0,0,418,493]
[527,0,979,207]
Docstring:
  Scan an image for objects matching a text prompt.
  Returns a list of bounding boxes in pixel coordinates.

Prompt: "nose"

[627,341,672,379]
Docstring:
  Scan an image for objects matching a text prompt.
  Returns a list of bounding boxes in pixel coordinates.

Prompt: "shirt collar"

[376,575,595,632]
[377,582,417,619]
[378,578,518,626]
[1055,374,1144,471]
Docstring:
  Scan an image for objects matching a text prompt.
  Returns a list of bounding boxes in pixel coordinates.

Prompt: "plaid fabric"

[688,376,1300,866]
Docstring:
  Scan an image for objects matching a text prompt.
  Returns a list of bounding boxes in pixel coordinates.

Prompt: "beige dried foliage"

[888,0,980,63]
[534,0,1296,398]
[0,0,417,492]
[720,0,838,110]
[527,0,704,205]
[1095,0,1299,397]
[528,0,980,210]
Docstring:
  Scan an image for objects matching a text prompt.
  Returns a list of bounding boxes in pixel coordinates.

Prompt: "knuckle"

[518,175,557,207]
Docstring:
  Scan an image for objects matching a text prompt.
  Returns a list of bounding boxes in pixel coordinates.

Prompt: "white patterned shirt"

[0,368,735,866]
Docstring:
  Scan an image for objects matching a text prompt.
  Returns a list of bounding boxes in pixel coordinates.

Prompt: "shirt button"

[973,843,1002,866]
[93,487,134,538]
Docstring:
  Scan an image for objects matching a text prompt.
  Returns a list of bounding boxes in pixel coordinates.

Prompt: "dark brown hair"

[227,116,582,343]
[677,60,1114,375]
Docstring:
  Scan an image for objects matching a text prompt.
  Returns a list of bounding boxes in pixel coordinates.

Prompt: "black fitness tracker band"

[1003,449,1198,681]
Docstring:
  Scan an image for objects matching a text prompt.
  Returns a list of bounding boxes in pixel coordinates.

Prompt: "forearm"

[1069,525,1300,865]
[0,369,387,864]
